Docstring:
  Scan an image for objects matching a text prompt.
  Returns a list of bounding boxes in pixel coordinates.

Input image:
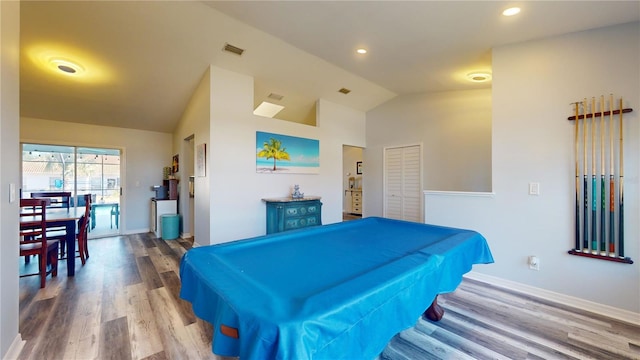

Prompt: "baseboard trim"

[122,228,150,235]
[3,334,25,360]
[424,190,495,198]
[464,271,640,326]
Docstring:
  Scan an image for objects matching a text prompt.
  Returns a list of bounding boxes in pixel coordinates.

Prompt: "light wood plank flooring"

[18,233,640,360]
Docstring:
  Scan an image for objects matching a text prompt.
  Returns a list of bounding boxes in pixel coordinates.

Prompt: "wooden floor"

[18,233,640,360]
[343,212,362,221]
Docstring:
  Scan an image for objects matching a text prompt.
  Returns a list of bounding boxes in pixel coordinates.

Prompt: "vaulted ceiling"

[20,1,640,132]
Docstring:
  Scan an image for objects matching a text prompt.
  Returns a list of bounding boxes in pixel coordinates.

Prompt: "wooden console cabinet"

[351,190,362,215]
[262,197,322,234]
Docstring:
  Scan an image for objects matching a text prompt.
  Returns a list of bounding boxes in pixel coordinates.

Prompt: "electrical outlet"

[528,256,540,270]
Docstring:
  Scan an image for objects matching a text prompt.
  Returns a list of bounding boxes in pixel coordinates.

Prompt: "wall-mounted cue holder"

[566,95,633,264]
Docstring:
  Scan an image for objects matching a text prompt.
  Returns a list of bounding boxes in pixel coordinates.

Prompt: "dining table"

[21,205,84,276]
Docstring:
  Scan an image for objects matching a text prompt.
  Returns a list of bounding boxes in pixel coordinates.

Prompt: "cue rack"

[567,95,633,264]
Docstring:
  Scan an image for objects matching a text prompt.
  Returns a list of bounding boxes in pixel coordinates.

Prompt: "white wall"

[365,88,492,216]
[21,118,173,234]
[0,1,21,357]
[173,67,210,245]
[190,66,366,245]
[426,22,639,313]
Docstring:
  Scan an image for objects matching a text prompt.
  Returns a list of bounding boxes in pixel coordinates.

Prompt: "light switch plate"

[9,183,15,203]
[528,182,540,195]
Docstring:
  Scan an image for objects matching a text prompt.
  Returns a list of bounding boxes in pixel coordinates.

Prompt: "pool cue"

[599,96,606,255]
[608,94,615,256]
[618,97,624,258]
[591,97,597,253]
[574,102,580,251]
[582,98,589,252]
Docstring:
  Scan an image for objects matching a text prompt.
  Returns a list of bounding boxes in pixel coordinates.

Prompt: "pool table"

[179,216,494,359]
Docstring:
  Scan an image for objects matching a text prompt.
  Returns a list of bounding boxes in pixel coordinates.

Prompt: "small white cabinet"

[351,190,362,215]
[151,199,177,238]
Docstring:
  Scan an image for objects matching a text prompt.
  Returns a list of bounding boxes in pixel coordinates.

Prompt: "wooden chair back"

[31,191,71,209]
[81,194,91,233]
[20,198,47,241]
[83,194,92,214]
[20,198,59,288]
[73,193,96,207]
[77,194,92,263]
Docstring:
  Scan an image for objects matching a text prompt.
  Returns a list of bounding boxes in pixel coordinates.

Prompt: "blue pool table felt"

[180,216,494,359]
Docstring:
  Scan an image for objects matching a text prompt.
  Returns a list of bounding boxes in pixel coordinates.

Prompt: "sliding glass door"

[21,143,121,238]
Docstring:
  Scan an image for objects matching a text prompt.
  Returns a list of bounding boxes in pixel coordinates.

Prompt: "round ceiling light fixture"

[356,48,367,54]
[502,7,521,16]
[49,58,85,75]
[466,72,492,82]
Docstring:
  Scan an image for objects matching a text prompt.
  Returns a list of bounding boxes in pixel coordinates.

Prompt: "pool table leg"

[424,295,444,321]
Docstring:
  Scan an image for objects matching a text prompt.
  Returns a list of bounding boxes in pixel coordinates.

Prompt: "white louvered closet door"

[384,144,422,222]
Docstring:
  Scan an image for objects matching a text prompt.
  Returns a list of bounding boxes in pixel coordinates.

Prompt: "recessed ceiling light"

[356,48,367,54]
[466,72,492,82]
[502,7,521,16]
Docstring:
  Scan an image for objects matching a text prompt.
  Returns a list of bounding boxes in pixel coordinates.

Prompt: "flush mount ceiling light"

[49,58,84,75]
[466,72,492,82]
[254,101,284,118]
[338,88,351,94]
[356,48,367,54]
[29,44,114,83]
[502,7,521,16]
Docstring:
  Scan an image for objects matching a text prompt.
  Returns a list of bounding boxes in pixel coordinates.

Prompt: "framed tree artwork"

[256,131,319,174]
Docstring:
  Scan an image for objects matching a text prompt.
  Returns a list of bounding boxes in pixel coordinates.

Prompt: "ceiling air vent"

[267,93,284,101]
[223,43,245,56]
[338,88,351,94]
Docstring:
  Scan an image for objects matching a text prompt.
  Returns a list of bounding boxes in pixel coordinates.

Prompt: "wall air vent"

[267,93,284,101]
[338,88,351,94]
[223,43,245,56]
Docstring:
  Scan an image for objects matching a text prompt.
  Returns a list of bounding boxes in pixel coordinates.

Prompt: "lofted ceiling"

[20,1,640,133]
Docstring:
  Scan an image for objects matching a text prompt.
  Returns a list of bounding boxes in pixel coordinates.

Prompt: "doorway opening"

[21,143,122,238]
[342,145,363,221]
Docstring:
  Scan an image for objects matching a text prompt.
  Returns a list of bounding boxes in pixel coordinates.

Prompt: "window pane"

[77,148,120,204]
[22,144,75,197]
